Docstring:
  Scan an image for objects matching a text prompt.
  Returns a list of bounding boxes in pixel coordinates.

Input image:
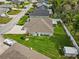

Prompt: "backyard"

[3,23,72,59]
[0,17,11,24]
[7,10,21,15]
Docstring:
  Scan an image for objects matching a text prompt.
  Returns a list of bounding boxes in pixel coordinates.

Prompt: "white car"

[4,39,16,46]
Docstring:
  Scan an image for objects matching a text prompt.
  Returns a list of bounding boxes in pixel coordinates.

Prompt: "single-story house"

[24,17,53,36]
[29,0,38,3]
[0,4,13,8]
[0,4,13,17]
[0,8,9,17]
[37,0,47,3]
[63,47,78,57]
[36,3,43,7]
[26,5,53,36]
[29,6,49,17]
[0,43,49,59]
[43,3,52,7]
[12,0,28,4]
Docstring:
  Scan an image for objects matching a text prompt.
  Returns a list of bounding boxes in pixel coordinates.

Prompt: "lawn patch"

[0,17,11,24]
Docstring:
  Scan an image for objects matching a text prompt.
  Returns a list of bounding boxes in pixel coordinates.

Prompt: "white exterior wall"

[30,32,53,36]
[30,16,49,19]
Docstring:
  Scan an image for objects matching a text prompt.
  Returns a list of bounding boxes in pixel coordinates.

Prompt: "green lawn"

[3,23,72,59]
[0,17,11,24]
[18,15,29,26]
[7,10,21,15]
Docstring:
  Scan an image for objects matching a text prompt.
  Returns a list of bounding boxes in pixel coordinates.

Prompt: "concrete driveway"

[5,25,26,34]
[0,43,9,55]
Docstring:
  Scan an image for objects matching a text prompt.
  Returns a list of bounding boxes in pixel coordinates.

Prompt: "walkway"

[0,4,32,34]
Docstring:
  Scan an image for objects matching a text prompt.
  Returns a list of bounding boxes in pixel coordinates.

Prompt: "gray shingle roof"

[29,6,49,16]
[24,17,53,33]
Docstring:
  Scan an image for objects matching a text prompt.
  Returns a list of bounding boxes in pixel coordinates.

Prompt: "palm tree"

[73,14,79,36]
[51,0,63,18]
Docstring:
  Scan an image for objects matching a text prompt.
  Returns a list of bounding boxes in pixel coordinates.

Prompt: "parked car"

[4,39,16,46]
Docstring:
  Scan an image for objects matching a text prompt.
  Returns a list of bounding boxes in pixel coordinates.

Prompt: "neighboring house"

[0,43,49,59]
[0,0,6,2]
[36,3,43,7]
[29,0,37,3]
[29,0,47,3]
[24,6,53,36]
[11,0,27,4]
[0,4,13,17]
[29,6,49,17]
[0,4,13,8]
[0,8,9,17]
[37,0,46,3]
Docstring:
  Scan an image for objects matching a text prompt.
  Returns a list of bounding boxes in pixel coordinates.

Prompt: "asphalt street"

[0,4,32,34]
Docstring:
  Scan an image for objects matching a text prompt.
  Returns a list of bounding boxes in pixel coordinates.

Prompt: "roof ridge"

[41,18,52,31]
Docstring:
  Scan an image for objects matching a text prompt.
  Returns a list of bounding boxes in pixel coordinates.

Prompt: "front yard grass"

[0,17,11,24]
[18,15,29,26]
[3,23,72,59]
[7,10,21,15]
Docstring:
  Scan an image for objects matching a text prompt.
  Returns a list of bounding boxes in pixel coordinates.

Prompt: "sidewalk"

[5,25,26,34]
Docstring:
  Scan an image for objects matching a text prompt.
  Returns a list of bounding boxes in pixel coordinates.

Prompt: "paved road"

[0,4,32,34]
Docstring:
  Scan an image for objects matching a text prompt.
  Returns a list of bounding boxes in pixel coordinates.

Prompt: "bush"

[18,15,29,25]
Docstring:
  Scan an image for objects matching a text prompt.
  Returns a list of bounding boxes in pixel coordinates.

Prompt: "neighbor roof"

[24,17,53,33]
[29,6,49,16]
[0,43,49,59]
[0,0,6,2]
[0,4,13,8]
[0,8,9,14]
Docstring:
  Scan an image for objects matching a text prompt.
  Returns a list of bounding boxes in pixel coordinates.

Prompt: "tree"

[73,14,79,35]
